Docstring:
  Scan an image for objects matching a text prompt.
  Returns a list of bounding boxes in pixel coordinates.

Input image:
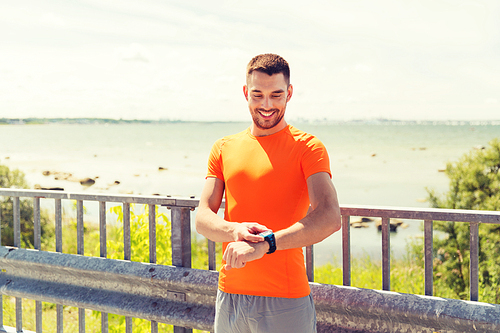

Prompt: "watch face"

[259,230,272,237]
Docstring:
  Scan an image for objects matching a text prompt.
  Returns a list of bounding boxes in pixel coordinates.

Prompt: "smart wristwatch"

[259,230,276,254]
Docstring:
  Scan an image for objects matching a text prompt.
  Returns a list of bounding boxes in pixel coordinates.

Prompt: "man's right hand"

[196,178,271,243]
[232,222,269,243]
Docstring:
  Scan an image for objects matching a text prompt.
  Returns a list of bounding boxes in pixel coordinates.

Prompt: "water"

[1,122,499,265]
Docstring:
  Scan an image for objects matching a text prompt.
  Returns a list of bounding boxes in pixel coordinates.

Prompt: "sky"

[1,0,499,122]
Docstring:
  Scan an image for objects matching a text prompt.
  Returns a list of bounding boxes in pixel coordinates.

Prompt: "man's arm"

[274,171,341,250]
[195,177,269,243]
[222,171,341,269]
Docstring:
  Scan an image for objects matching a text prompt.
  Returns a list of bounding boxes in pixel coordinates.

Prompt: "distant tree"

[0,164,52,247]
[427,138,500,303]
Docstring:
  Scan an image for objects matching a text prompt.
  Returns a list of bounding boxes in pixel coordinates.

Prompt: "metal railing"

[0,189,197,333]
[1,188,500,332]
[339,205,500,300]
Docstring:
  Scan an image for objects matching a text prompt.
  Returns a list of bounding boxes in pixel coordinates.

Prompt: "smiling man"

[195,53,341,333]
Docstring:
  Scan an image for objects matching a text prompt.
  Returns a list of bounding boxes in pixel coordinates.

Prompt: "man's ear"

[286,84,293,102]
[243,85,249,101]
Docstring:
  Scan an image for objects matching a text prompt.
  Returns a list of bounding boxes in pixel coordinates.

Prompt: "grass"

[314,252,425,295]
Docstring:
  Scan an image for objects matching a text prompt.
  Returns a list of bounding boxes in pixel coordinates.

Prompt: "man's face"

[244,71,293,136]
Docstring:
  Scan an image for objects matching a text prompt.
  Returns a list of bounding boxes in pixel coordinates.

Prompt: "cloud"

[39,12,65,27]
[1,0,499,121]
[484,98,498,105]
[354,64,373,72]
[118,44,151,63]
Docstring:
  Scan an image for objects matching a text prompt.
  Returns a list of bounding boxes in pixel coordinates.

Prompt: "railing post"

[55,199,63,253]
[171,206,193,333]
[381,217,390,291]
[77,200,85,332]
[13,197,23,333]
[123,202,133,333]
[149,204,158,333]
[123,203,131,261]
[13,197,20,248]
[34,197,41,250]
[305,205,314,282]
[100,201,108,333]
[424,220,433,296]
[342,215,351,286]
[208,240,216,271]
[470,222,479,301]
[306,245,314,282]
[34,197,42,333]
[55,198,63,333]
[171,207,192,268]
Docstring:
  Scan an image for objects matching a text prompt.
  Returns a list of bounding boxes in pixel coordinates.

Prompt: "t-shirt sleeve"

[301,137,331,179]
[206,139,224,181]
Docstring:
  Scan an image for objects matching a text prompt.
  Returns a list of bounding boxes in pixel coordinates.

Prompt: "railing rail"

[1,188,500,332]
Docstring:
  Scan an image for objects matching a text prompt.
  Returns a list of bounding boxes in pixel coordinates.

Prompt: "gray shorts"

[214,290,317,333]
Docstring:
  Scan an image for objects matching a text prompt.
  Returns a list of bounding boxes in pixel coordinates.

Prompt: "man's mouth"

[258,109,277,118]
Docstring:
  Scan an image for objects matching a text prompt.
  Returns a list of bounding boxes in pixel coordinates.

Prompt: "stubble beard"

[252,108,285,130]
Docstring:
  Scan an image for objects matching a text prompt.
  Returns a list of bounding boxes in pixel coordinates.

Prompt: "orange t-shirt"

[207,125,331,298]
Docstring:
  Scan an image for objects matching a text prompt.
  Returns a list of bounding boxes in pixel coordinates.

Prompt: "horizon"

[2,117,500,126]
[1,0,499,122]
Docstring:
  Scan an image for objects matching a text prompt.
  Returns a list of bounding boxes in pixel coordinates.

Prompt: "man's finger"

[243,234,264,242]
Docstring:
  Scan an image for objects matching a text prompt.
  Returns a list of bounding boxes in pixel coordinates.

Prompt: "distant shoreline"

[1,117,500,126]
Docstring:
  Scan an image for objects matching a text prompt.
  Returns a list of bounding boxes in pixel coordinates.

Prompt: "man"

[195,53,341,333]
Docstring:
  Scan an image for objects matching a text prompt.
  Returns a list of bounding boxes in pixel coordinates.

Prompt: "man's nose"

[261,97,271,109]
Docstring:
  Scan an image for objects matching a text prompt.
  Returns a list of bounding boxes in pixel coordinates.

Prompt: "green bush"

[427,138,500,303]
[0,164,53,248]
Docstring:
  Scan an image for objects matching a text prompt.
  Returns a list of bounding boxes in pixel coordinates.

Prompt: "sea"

[1,121,499,265]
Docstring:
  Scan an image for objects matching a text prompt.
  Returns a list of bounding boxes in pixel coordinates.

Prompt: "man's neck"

[250,120,288,137]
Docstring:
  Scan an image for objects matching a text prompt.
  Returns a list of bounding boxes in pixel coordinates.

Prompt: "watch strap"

[264,232,276,254]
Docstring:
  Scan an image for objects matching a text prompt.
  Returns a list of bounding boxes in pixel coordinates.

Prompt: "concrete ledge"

[1,247,500,332]
[312,283,500,333]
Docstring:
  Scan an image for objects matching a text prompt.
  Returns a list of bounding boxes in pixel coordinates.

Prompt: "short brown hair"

[246,54,290,85]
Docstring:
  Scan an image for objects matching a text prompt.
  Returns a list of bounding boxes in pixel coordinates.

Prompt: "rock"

[45,171,80,182]
[351,222,370,228]
[375,218,404,232]
[158,167,168,171]
[349,217,375,228]
[80,178,96,186]
[34,184,64,191]
[119,190,134,194]
[350,217,375,225]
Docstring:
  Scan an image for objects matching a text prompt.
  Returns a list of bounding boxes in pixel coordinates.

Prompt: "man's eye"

[253,95,262,98]
[272,95,282,98]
